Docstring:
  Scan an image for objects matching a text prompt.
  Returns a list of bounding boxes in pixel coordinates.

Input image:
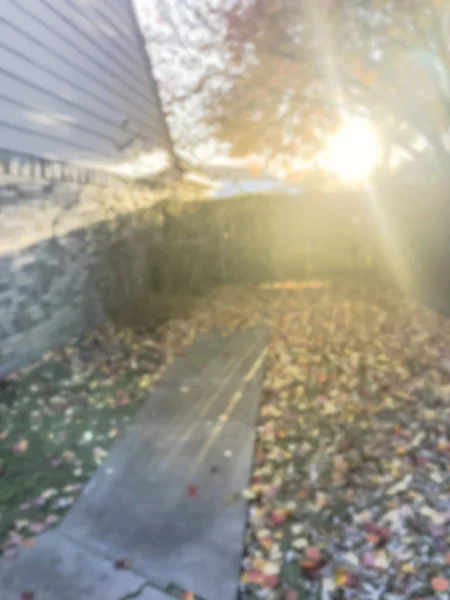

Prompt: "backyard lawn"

[1,281,449,599]
[0,325,166,557]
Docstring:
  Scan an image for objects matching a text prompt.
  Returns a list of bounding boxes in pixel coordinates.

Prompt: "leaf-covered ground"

[1,281,449,599]
[168,282,450,599]
[0,326,166,557]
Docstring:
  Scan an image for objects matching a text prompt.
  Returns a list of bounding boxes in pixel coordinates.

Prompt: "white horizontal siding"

[0,94,119,156]
[0,20,162,137]
[63,0,151,88]
[80,0,141,54]
[31,0,154,103]
[0,47,164,145]
[0,0,171,170]
[5,1,156,119]
[0,123,109,164]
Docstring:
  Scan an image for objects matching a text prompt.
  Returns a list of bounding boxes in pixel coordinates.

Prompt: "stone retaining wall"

[0,180,168,376]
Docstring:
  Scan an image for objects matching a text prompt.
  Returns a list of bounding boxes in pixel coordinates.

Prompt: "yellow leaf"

[15,439,29,452]
[241,488,255,500]
[139,375,152,389]
[396,447,407,456]
[316,492,327,509]
[252,557,266,571]
[335,569,347,586]
[401,563,416,574]
[260,536,274,550]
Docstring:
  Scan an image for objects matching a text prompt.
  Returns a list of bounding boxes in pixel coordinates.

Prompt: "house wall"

[0,0,178,376]
[0,0,171,169]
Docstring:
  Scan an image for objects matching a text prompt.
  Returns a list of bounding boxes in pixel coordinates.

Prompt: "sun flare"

[324,120,379,181]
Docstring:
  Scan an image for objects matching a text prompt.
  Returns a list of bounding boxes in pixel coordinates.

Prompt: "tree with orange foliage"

[144,0,450,174]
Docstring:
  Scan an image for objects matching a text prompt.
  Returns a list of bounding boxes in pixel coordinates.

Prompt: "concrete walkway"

[0,328,268,600]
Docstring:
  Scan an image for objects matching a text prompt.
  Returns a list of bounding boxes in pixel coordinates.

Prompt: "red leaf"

[118,392,130,406]
[264,574,280,589]
[115,559,131,570]
[285,591,298,600]
[365,532,381,545]
[187,485,198,498]
[244,569,264,584]
[269,508,287,526]
[364,523,392,540]
[345,572,360,588]
[21,593,35,600]
[301,562,323,578]
[301,549,327,578]
[305,546,321,562]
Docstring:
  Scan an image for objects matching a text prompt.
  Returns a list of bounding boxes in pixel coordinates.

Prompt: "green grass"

[0,329,164,552]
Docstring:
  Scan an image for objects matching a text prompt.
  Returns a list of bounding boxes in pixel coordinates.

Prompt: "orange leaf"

[301,560,317,569]
[12,439,29,454]
[437,440,450,452]
[246,156,263,177]
[365,532,381,545]
[242,569,264,585]
[431,577,450,592]
[359,68,378,88]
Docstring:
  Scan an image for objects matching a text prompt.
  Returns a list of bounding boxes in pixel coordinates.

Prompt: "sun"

[324,120,379,181]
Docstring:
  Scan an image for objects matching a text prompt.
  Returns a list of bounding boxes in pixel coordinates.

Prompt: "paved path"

[0,328,268,600]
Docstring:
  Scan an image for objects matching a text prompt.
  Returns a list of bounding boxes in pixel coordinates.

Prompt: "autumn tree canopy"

[141,0,450,173]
